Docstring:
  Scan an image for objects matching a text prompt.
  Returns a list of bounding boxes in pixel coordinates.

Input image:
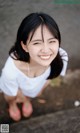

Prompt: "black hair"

[9,12,63,79]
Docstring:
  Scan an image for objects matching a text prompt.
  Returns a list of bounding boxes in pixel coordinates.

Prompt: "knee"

[4,94,16,103]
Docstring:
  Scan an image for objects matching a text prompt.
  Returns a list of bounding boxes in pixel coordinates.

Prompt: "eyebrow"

[31,37,55,42]
[31,39,43,42]
[48,37,55,41]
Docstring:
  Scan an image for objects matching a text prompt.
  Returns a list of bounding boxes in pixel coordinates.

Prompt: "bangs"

[28,23,44,43]
[28,23,60,44]
[45,23,61,44]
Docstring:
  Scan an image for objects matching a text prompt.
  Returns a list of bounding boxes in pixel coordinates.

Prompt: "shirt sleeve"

[59,47,68,76]
[0,69,18,96]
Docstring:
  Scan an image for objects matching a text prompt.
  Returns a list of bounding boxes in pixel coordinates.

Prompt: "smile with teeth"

[39,55,51,60]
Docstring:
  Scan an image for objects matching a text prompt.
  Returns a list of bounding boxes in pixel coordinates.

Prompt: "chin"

[39,61,51,67]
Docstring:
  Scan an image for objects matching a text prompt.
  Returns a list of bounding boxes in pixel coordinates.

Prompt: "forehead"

[29,25,54,41]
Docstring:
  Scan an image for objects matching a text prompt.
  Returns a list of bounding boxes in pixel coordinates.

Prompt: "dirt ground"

[32,69,80,116]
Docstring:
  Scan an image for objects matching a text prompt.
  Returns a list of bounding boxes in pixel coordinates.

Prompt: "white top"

[0,48,68,98]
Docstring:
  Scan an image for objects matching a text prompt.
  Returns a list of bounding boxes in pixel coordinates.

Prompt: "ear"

[21,41,28,52]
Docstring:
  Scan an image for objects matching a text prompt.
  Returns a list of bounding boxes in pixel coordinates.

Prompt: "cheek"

[55,42,59,50]
[28,48,38,57]
[52,45,59,53]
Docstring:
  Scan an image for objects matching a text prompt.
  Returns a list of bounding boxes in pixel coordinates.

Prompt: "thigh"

[16,89,28,103]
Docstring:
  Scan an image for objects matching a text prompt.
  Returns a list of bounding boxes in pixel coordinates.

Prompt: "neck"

[27,62,49,78]
[29,59,49,70]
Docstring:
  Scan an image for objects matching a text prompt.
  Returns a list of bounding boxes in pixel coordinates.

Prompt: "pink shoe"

[22,101,33,117]
[8,104,21,121]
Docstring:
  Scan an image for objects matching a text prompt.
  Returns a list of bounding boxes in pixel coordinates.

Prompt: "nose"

[41,43,50,53]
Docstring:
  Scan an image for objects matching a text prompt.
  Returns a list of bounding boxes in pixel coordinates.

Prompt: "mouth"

[39,55,51,60]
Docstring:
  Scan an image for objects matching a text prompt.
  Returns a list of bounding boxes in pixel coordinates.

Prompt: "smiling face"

[22,25,59,67]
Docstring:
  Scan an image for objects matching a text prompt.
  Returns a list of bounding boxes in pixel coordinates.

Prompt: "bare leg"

[4,94,21,121]
[4,89,33,120]
[15,89,33,118]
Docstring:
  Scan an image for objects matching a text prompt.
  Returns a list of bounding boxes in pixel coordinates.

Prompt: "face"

[22,25,59,67]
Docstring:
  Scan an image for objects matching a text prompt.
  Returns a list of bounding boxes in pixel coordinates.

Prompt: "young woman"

[0,12,68,121]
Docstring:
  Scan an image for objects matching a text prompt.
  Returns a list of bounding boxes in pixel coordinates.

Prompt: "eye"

[33,42,41,45]
[49,40,56,43]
